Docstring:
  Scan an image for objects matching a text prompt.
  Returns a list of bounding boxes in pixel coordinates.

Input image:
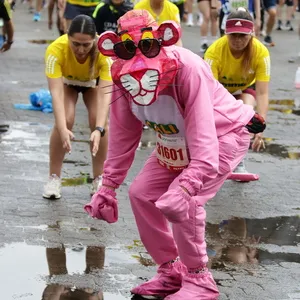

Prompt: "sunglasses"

[113,38,162,60]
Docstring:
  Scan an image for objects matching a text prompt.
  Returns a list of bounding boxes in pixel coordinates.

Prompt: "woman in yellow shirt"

[43,14,112,199]
[205,8,270,173]
[134,0,183,46]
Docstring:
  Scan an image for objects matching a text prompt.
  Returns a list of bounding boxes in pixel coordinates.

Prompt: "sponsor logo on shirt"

[104,22,118,32]
[145,120,179,135]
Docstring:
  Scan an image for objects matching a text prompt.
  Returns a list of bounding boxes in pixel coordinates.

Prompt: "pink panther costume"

[84,9,266,299]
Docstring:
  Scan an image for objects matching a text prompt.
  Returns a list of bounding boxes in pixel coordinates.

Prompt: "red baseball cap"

[225,18,254,35]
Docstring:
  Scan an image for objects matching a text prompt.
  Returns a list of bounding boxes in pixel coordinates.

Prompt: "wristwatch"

[95,126,106,137]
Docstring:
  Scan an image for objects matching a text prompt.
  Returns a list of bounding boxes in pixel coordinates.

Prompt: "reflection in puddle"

[269,98,300,115]
[43,286,128,300]
[206,216,300,270]
[0,243,138,299]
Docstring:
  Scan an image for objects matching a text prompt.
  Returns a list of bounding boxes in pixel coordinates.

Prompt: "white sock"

[188,13,193,23]
[201,37,208,45]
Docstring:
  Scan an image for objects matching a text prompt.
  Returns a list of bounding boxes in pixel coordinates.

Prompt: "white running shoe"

[43,174,61,199]
[90,175,103,196]
[233,160,248,174]
[186,19,194,27]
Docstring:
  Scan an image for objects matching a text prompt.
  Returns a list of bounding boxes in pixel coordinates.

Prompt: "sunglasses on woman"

[113,38,162,60]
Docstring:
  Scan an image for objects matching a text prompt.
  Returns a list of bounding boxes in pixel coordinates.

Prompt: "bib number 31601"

[156,133,189,171]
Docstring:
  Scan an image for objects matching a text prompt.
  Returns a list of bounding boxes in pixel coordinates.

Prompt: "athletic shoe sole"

[42,193,61,199]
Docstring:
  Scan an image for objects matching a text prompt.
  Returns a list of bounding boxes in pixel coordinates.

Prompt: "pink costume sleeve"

[102,90,143,188]
[177,64,220,196]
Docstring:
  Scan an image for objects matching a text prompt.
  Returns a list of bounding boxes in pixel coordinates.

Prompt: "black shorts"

[65,85,91,93]
[262,0,276,10]
[65,77,99,94]
[64,2,96,20]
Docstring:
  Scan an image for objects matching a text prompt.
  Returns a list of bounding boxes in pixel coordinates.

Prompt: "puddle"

[269,99,300,115]
[28,39,55,44]
[262,143,300,159]
[206,216,300,270]
[1,123,50,162]
[0,243,138,299]
[253,137,300,160]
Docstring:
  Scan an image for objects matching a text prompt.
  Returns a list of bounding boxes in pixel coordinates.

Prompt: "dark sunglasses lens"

[114,40,136,60]
[139,39,161,58]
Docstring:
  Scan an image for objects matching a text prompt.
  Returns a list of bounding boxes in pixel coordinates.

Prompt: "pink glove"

[155,186,192,223]
[84,187,118,223]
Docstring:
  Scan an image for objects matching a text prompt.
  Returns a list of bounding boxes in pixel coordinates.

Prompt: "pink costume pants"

[128,127,250,269]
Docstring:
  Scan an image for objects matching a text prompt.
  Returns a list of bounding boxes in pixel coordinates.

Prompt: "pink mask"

[97,10,181,106]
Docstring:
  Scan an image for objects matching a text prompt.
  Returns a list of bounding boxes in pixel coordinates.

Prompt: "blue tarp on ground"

[14,89,53,113]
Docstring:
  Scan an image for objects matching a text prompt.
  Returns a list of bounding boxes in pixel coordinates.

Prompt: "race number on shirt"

[156,133,189,171]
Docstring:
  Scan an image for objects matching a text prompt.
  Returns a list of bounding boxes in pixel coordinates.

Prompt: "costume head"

[97,9,181,106]
[225,7,254,35]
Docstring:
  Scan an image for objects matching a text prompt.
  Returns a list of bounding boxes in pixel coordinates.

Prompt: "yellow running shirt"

[45,34,111,85]
[204,36,270,94]
[134,0,180,25]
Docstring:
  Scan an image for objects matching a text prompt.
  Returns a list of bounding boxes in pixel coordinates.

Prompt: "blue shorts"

[64,2,96,20]
[262,0,276,10]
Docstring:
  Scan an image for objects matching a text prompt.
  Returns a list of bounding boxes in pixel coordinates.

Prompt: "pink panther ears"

[97,21,181,57]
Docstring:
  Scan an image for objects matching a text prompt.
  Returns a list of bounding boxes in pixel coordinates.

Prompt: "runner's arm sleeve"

[177,62,219,196]
[171,5,181,23]
[255,50,271,82]
[102,90,143,189]
[204,51,219,80]
[99,55,112,81]
[45,46,63,78]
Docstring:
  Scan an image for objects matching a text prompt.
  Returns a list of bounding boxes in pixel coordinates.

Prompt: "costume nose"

[130,70,147,82]
[129,56,148,75]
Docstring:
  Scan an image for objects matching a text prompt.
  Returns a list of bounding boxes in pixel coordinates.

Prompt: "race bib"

[156,133,189,171]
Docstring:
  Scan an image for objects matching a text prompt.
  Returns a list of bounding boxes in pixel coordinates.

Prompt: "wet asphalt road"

[0,3,300,300]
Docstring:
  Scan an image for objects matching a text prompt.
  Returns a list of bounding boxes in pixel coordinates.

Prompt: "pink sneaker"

[165,269,219,300]
[131,259,186,298]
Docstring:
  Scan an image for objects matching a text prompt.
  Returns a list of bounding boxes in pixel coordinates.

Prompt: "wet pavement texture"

[1,4,300,300]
